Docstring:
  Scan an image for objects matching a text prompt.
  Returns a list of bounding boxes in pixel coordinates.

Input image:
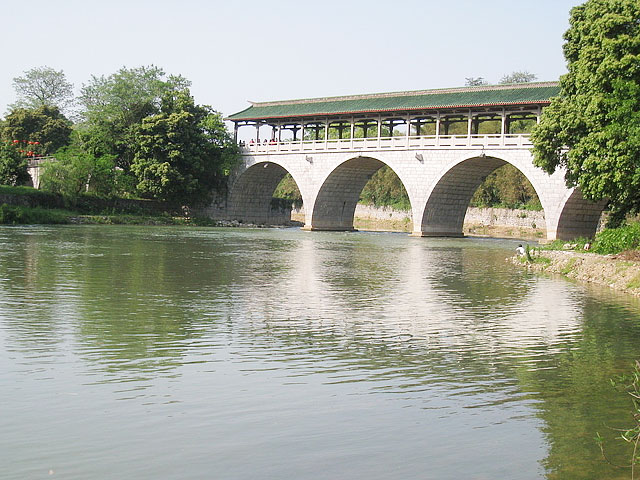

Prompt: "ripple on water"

[1,227,639,480]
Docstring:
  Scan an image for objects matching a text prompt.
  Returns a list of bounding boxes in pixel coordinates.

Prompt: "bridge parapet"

[242,133,532,155]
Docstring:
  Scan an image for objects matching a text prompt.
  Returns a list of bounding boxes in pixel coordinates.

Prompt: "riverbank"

[0,204,280,228]
[514,249,640,297]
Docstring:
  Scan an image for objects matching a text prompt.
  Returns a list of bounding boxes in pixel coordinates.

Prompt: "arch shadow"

[227,162,303,225]
[555,188,607,240]
[308,156,411,231]
[418,155,509,236]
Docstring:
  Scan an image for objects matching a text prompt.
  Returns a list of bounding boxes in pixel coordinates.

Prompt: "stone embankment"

[514,249,640,297]
[293,205,549,239]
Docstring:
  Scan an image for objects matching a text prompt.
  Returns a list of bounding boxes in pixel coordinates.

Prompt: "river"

[1,225,639,479]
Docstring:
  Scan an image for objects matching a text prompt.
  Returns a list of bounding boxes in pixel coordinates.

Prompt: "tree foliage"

[77,65,191,170]
[130,91,237,204]
[11,66,75,114]
[0,142,30,186]
[531,0,640,223]
[471,164,540,209]
[1,106,72,154]
[359,166,411,210]
[39,145,118,197]
[465,77,488,86]
[499,71,538,84]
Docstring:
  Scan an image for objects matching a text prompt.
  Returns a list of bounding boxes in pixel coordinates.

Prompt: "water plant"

[597,360,640,479]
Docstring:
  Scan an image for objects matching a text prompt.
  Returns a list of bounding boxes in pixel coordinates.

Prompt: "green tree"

[130,91,238,205]
[1,106,72,154]
[39,145,118,197]
[359,166,411,210]
[0,141,30,186]
[11,66,74,114]
[77,65,191,171]
[531,0,640,225]
[471,165,540,209]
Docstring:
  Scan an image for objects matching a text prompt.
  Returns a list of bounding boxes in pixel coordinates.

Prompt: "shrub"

[592,223,640,255]
[0,141,30,186]
[0,204,69,224]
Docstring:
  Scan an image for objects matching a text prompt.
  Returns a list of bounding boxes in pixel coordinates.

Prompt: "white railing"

[240,134,532,154]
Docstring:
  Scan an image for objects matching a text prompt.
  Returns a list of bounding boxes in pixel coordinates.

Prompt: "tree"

[77,65,191,171]
[531,0,640,224]
[499,71,537,84]
[11,66,74,114]
[39,145,118,197]
[0,141,30,186]
[465,77,488,86]
[1,106,72,154]
[130,91,238,205]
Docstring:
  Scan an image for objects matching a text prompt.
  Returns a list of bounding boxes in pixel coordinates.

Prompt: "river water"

[1,225,639,479]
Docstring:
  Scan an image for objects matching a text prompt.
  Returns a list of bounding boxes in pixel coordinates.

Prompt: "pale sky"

[2,0,583,119]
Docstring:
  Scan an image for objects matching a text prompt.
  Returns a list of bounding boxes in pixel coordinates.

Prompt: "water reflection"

[1,226,639,480]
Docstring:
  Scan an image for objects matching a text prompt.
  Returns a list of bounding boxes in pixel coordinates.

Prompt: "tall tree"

[11,66,75,114]
[531,0,640,224]
[77,65,191,171]
[130,91,238,205]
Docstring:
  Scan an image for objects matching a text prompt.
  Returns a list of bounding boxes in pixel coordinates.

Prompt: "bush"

[38,147,118,197]
[0,141,30,186]
[592,223,640,255]
[0,203,69,224]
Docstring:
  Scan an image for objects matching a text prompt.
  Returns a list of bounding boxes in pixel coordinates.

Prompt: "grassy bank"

[0,185,206,226]
[0,203,224,226]
[513,222,640,296]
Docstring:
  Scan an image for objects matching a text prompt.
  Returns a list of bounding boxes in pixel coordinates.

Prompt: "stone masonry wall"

[293,205,544,229]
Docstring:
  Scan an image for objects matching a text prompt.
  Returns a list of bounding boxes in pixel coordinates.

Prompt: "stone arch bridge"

[218,82,604,241]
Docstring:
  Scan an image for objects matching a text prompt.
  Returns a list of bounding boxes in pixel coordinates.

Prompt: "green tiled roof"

[227,82,560,121]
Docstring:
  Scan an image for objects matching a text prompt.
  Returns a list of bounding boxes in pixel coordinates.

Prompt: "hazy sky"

[2,0,583,118]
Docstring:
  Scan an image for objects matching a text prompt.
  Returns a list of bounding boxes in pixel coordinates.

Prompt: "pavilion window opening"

[354,119,378,139]
[506,112,538,134]
[328,121,352,140]
[303,121,326,141]
[471,113,502,135]
[381,117,408,137]
[410,116,437,136]
[438,114,467,136]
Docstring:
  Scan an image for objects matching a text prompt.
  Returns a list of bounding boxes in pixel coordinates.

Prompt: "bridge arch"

[417,154,548,237]
[553,188,607,240]
[307,156,412,231]
[227,161,305,225]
